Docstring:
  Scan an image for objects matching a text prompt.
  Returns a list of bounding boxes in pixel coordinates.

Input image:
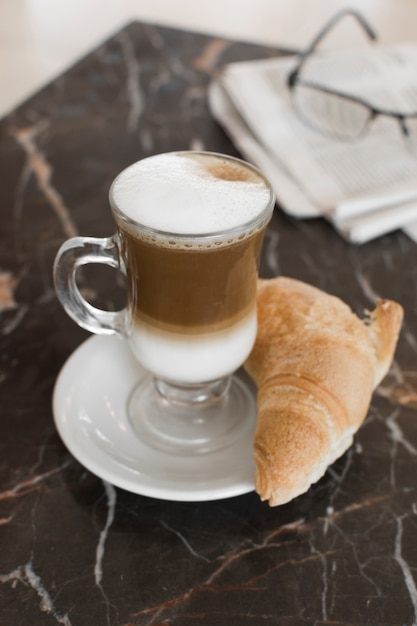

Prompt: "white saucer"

[52,335,257,502]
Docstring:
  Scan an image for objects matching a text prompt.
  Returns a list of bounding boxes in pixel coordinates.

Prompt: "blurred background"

[1,0,417,119]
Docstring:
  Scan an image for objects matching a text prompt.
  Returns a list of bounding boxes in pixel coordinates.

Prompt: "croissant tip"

[254,443,313,507]
[254,446,290,507]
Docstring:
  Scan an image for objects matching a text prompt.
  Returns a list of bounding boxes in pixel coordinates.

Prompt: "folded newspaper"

[209,44,417,244]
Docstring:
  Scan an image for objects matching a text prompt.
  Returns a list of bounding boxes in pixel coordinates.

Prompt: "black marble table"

[1,21,417,626]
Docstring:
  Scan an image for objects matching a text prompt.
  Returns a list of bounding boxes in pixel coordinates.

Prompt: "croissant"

[245,277,403,506]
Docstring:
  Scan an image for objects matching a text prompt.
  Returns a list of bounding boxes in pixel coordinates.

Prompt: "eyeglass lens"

[292,84,372,140]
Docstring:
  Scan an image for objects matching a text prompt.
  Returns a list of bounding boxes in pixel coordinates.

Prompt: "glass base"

[127,374,256,455]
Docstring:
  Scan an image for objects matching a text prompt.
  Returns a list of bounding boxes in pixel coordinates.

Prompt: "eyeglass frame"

[287,8,417,143]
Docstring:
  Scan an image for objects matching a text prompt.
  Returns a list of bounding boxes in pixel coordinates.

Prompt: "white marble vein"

[94,481,117,588]
[117,32,144,133]
[309,537,329,622]
[326,445,357,506]
[395,515,417,626]
[386,410,417,457]
[160,520,210,562]
[322,510,384,599]
[92,482,118,625]
[348,250,380,304]
[2,304,28,335]
[0,562,73,626]
[403,326,417,355]
[25,562,73,626]
[386,408,417,488]
[355,269,380,305]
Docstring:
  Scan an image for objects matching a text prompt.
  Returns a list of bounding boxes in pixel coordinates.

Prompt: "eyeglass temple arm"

[288,8,378,87]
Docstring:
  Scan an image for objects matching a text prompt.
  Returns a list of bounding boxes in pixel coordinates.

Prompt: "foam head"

[110,152,272,235]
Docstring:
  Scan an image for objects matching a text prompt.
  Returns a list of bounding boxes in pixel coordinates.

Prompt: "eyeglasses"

[287,9,417,151]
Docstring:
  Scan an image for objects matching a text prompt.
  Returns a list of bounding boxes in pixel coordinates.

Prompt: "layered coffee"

[110,152,273,383]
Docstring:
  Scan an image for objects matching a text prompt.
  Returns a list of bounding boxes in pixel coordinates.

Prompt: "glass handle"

[53,235,127,336]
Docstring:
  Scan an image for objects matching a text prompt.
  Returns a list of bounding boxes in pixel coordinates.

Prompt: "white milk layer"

[111,152,271,235]
[128,310,257,383]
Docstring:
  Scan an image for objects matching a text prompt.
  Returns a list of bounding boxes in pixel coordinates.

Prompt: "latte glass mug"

[54,151,275,455]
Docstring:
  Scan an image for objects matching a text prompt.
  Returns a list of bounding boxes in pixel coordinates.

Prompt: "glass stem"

[154,377,231,407]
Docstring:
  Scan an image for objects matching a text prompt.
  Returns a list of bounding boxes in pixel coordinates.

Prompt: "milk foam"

[128,309,257,383]
[111,153,271,235]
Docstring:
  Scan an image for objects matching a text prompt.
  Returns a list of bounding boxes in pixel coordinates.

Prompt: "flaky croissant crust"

[245,277,403,506]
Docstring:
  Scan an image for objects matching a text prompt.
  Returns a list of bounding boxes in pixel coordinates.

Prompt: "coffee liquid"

[118,226,266,333]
